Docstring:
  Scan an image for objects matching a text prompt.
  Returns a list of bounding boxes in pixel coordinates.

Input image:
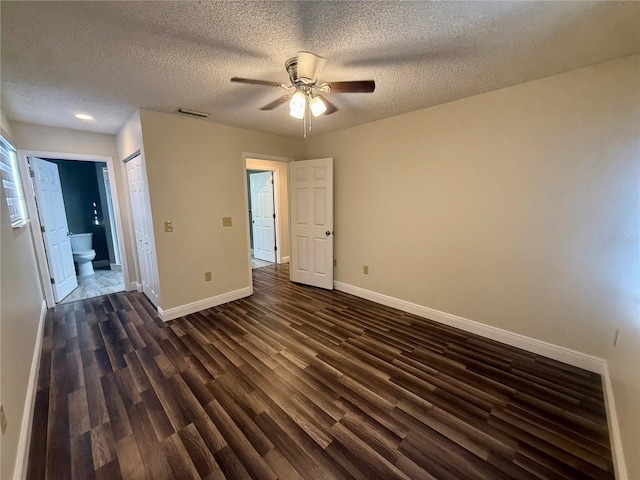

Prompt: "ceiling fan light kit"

[231,51,375,138]
[289,91,306,119]
[310,96,327,117]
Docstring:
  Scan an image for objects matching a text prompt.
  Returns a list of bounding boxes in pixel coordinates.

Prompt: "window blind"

[0,136,27,227]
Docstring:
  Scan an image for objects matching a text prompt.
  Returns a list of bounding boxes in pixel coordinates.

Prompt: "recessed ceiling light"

[74,113,94,120]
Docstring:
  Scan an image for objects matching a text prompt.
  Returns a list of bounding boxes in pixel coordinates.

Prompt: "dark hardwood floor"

[27,263,614,479]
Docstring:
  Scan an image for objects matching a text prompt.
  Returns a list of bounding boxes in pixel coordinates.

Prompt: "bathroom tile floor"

[59,268,125,304]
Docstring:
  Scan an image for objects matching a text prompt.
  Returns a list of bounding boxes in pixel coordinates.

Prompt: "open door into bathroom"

[30,157,78,301]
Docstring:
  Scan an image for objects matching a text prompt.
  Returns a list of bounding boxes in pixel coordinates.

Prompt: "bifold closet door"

[126,154,161,307]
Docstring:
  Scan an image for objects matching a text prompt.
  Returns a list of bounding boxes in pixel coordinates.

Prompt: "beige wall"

[11,122,137,290]
[303,55,640,477]
[138,109,302,310]
[0,114,45,479]
[246,157,292,261]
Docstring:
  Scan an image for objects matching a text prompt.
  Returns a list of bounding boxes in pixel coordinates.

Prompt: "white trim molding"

[333,281,629,478]
[13,300,47,480]
[16,149,132,308]
[602,365,627,480]
[157,287,253,322]
[334,281,605,372]
[280,256,290,264]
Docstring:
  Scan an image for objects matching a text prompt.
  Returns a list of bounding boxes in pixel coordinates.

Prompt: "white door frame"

[17,149,131,308]
[242,153,292,286]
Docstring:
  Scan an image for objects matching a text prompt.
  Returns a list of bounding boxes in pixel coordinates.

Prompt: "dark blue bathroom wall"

[47,159,109,263]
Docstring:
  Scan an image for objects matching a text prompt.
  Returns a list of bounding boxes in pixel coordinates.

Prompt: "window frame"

[0,136,28,228]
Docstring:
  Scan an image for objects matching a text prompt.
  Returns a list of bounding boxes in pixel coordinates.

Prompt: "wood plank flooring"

[27,263,614,479]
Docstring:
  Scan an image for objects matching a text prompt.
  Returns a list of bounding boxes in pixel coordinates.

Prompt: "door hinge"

[274,246,277,251]
[273,213,276,219]
[40,225,45,233]
[50,278,55,284]
[29,169,35,177]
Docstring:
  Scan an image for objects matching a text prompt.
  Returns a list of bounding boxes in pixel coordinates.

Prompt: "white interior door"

[30,157,78,301]
[250,171,276,262]
[290,158,334,289]
[102,167,121,265]
[126,154,161,307]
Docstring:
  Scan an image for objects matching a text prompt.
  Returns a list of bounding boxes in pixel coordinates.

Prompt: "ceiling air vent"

[178,107,210,118]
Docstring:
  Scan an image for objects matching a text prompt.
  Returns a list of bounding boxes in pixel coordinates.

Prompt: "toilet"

[70,233,96,276]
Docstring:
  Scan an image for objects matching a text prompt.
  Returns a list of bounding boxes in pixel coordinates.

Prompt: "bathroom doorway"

[18,150,130,308]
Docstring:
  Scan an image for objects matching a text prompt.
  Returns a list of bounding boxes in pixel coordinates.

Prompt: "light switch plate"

[222,217,232,227]
[204,272,212,282]
[363,265,369,275]
[164,221,173,232]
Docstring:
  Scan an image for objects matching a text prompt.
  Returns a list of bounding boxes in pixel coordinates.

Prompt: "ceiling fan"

[231,52,375,137]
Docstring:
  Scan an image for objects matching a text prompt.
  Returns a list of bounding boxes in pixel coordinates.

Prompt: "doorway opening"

[243,155,291,279]
[18,150,130,308]
[248,170,276,269]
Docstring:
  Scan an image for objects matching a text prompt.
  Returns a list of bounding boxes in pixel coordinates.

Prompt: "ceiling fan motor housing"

[286,57,310,85]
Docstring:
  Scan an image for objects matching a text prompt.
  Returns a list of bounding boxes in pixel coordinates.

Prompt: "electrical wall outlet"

[222,217,232,227]
[204,272,212,282]
[164,220,173,232]
[363,265,369,275]
[0,405,7,434]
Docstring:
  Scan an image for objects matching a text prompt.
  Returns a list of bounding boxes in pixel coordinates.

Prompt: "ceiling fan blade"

[231,77,282,87]
[259,95,292,111]
[296,51,326,83]
[316,94,338,115]
[327,80,375,93]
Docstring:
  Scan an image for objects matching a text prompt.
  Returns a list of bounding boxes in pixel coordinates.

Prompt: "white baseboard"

[110,263,122,272]
[333,281,605,374]
[280,256,290,264]
[157,286,253,322]
[13,300,47,480]
[127,281,140,292]
[333,281,629,477]
[602,365,627,480]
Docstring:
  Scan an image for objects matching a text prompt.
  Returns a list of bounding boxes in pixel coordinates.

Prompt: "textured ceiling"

[1,1,639,138]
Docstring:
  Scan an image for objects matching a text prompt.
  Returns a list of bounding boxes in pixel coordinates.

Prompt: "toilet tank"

[69,233,93,251]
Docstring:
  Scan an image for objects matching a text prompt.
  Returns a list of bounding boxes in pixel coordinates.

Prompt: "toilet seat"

[73,249,95,256]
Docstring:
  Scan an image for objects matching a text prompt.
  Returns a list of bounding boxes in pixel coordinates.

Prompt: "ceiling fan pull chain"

[307,92,312,133]
[303,100,308,139]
